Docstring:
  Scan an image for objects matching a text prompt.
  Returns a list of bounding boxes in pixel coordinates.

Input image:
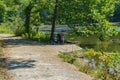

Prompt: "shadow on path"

[3,36,75,48]
[4,38,42,46]
[8,59,36,70]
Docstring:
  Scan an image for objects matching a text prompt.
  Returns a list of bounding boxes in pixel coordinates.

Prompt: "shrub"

[84,49,102,66]
[0,26,13,34]
[84,49,120,79]
[59,49,120,79]
[15,28,25,36]
[99,53,120,79]
[22,31,50,43]
[58,52,78,64]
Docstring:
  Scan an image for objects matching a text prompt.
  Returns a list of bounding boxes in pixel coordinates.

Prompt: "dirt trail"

[1,34,93,80]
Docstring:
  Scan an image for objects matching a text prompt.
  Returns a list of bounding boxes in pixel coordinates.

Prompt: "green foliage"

[99,53,120,79]
[0,0,118,41]
[74,22,118,41]
[58,44,120,79]
[111,32,120,39]
[84,49,120,79]
[58,52,78,64]
[14,21,25,36]
[0,24,13,34]
[15,28,25,36]
[0,1,5,22]
[84,49,102,65]
[111,0,120,22]
[58,0,118,40]
[22,31,50,42]
[58,0,117,24]
[96,21,118,41]
[32,32,50,42]
[75,62,92,74]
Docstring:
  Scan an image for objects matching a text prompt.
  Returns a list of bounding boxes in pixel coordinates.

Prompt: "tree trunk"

[50,0,58,42]
[24,3,33,39]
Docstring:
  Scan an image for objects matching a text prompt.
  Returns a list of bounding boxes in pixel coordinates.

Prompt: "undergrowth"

[58,49,120,80]
[22,31,50,43]
[0,26,13,34]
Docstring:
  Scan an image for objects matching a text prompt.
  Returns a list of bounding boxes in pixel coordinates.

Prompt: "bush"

[84,49,120,79]
[84,49,102,66]
[58,48,120,79]
[15,28,25,36]
[99,53,120,79]
[58,52,78,64]
[0,25,13,34]
[22,31,50,43]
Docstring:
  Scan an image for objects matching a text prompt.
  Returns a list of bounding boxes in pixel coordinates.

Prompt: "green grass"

[0,26,13,34]
[58,50,120,80]
[73,60,103,79]
[58,52,101,79]
[22,31,50,43]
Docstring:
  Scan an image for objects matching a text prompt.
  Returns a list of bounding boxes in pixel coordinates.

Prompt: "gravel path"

[1,34,93,80]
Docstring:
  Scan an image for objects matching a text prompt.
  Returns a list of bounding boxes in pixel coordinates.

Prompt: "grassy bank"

[58,50,120,80]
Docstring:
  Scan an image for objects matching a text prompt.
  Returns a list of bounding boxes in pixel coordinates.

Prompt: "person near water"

[60,31,64,44]
[57,32,61,44]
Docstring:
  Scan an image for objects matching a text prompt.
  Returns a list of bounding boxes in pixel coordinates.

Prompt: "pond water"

[79,34,120,53]
[80,42,120,53]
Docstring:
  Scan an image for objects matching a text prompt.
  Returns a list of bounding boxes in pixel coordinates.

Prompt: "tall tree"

[50,0,58,41]
[1,0,118,41]
[21,0,43,37]
[24,1,34,38]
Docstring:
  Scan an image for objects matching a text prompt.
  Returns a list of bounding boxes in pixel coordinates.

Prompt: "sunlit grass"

[0,26,13,34]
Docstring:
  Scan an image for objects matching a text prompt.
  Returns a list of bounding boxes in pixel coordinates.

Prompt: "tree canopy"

[0,0,119,40]
[57,0,118,40]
